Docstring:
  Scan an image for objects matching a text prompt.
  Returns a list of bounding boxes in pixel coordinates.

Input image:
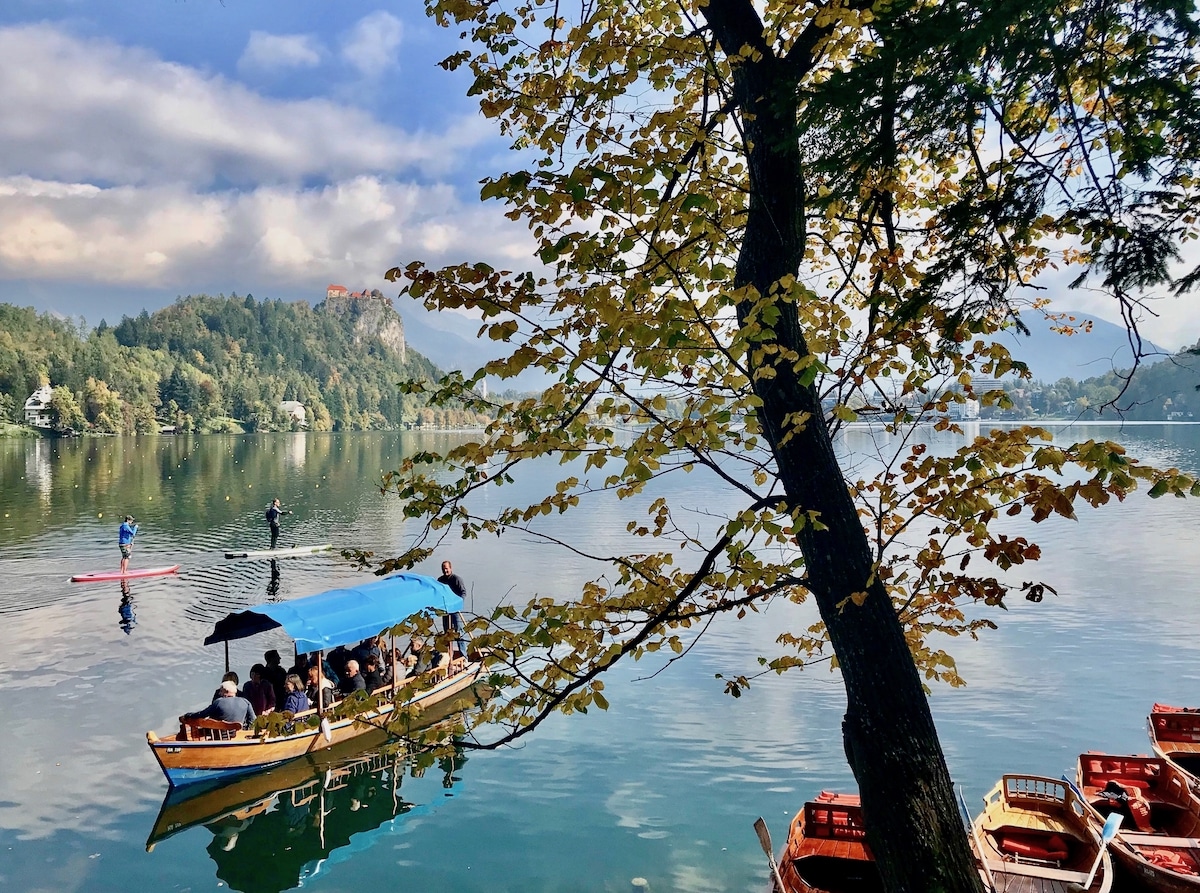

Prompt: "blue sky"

[0,1,529,340]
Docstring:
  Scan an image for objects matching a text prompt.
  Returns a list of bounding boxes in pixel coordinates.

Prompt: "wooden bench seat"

[179,717,242,740]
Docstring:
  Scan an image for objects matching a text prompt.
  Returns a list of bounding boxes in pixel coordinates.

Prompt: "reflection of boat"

[778,791,881,893]
[1151,704,1200,780]
[148,727,472,893]
[1076,752,1200,891]
[146,573,483,787]
[971,775,1113,893]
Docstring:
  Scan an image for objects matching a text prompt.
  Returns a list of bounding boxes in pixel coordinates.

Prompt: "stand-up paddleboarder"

[264,498,291,550]
[118,515,138,574]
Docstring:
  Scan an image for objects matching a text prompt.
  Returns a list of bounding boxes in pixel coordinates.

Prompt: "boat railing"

[1002,774,1069,808]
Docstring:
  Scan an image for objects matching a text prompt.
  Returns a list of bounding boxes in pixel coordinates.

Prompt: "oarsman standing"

[437,560,469,660]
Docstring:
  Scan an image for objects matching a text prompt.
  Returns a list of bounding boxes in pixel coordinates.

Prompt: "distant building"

[23,385,54,428]
[280,400,307,427]
[326,284,349,299]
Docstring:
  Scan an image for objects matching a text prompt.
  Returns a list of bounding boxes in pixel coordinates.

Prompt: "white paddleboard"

[224,544,333,560]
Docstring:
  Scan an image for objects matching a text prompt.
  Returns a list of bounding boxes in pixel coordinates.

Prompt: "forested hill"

[0,293,482,433]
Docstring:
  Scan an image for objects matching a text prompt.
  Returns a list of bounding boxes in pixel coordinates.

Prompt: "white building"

[23,385,54,428]
[280,400,307,427]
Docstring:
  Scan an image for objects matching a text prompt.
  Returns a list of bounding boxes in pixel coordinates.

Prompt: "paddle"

[1073,811,1122,893]
[753,817,787,893]
[958,787,996,893]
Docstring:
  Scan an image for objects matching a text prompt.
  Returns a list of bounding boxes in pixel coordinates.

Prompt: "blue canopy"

[202,573,462,654]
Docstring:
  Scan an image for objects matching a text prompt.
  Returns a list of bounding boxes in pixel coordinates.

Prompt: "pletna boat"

[970,774,1114,893]
[1151,705,1200,781]
[1076,752,1200,891]
[146,572,483,787]
[778,791,881,893]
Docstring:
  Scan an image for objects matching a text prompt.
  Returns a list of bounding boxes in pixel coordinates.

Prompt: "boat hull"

[147,664,482,787]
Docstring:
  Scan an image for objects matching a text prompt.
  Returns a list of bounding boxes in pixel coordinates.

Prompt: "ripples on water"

[0,427,1198,892]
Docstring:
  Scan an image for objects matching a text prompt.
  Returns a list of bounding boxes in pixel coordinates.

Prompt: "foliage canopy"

[385,0,1200,888]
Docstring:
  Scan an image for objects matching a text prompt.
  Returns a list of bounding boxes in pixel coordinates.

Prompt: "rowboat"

[1151,705,1200,780]
[1076,752,1200,891]
[71,564,180,583]
[146,572,483,787]
[778,791,881,893]
[971,774,1114,893]
[223,544,332,560]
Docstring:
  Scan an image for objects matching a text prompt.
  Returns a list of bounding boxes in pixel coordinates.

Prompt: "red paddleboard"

[70,565,181,583]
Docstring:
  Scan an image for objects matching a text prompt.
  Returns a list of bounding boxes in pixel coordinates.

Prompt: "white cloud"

[238,31,323,73]
[0,175,535,293]
[0,23,482,187]
[340,11,405,77]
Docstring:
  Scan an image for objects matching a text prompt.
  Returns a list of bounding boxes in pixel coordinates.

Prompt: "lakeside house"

[280,400,307,427]
[23,385,53,428]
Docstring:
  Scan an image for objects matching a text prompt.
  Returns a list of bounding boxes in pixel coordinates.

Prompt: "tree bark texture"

[702,1,985,890]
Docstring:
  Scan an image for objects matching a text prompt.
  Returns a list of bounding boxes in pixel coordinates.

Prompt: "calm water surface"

[0,426,1198,892]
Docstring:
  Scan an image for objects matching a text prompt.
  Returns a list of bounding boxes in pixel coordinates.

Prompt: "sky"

[0,1,530,342]
[0,1,1196,353]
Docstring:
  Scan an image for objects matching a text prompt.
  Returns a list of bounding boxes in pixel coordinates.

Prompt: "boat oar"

[958,787,996,893]
[753,816,787,893]
[1072,811,1122,893]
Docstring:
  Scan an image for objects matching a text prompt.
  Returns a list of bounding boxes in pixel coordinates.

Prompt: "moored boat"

[971,774,1114,893]
[146,572,483,787]
[1151,705,1200,780]
[1076,752,1200,891]
[777,791,881,893]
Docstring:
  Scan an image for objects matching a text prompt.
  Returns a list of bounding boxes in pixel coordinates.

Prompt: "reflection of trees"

[200,742,469,893]
[0,432,442,545]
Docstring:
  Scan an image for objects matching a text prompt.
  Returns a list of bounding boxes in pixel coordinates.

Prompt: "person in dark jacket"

[265,498,291,550]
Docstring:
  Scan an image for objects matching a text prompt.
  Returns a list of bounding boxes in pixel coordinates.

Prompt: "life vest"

[1143,847,1200,876]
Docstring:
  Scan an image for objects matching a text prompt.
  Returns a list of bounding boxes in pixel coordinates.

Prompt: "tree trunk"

[702,2,984,889]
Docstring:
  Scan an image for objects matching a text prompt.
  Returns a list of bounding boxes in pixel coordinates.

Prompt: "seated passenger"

[362,655,385,692]
[243,664,276,715]
[212,671,241,703]
[339,659,367,696]
[407,637,442,675]
[306,664,337,711]
[282,673,310,714]
[185,681,256,728]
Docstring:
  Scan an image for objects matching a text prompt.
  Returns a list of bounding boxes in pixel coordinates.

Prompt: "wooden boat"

[146,572,483,787]
[778,791,881,893]
[1151,705,1200,780]
[149,732,472,892]
[1076,752,1200,891]
[146,683,479,850]
[971,774,1114,893]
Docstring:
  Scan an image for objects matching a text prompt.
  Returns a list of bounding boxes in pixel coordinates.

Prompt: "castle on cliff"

[323,285,406,363]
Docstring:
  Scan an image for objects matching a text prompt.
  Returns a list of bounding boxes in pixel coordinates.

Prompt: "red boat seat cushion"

[994,828,1070,862]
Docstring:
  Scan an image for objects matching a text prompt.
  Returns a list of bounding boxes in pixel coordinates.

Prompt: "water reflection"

[118,579,136,634]
[149,729,470,893]
[266,559,280,601]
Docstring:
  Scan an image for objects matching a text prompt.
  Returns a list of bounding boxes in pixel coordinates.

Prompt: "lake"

[1,425,1198,892]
